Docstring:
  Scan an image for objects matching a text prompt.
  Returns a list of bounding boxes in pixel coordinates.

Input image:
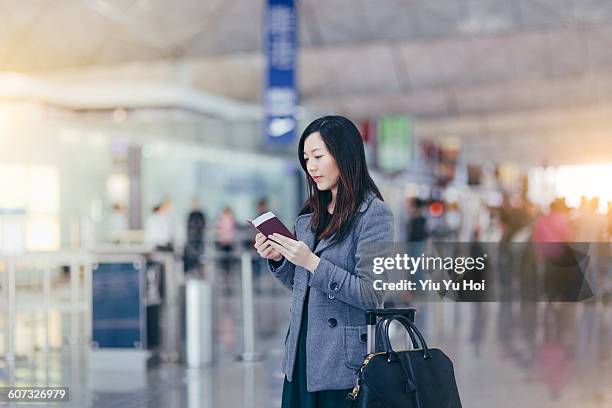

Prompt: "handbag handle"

[376,316,427,399]
[375,316,419,350]
[381,315,431,359]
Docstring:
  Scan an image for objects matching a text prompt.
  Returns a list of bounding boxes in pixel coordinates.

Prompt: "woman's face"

[303,132,340,192]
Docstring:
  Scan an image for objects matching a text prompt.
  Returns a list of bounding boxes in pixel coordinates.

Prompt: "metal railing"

[0,251,93,385]
[0,243,277,380]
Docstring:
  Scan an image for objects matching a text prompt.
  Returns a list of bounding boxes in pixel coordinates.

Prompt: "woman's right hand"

[254,233,283,262]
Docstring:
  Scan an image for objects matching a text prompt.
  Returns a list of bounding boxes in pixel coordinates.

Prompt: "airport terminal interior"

[1,0,612,407]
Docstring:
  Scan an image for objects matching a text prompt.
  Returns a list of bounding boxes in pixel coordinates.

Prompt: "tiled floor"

[1,273,611,407]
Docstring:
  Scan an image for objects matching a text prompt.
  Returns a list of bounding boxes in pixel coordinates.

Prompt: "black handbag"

[348,315,462,408]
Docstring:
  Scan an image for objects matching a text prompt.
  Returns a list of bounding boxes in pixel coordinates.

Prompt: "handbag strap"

[375,316,419,351]
[381,315,432,359]
[373,316,423,402]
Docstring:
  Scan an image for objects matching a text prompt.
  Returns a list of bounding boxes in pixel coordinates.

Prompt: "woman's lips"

[313,176,322,182]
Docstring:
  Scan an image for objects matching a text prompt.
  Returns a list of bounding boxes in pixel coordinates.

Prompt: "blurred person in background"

[533,197,576,304]
[572,196,605,242]
[480,201,502,242]
[500,194,531,243]
[144,199,174,251]
[534,198,573,254]
[256,197,269,216]
[467,227,490,358]
[394,197,430,325]
[183,198,206,275]
[532,197,578,400]
[406,197,428,243]
[245,197,270,251]
[516,200,540,366]
[497,194,531,353]
[571,196,607,390]
[445,201,462,241]
[215,206,236,286]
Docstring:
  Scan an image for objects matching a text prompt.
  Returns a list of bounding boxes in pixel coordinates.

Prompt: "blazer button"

[360,333,367,343]
[330,282,339,292]
[328,318,337,328]
[328,294,335,300]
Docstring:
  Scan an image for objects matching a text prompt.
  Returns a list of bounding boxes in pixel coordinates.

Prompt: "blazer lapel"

[302,228,316,252]
[314,192,376,254]
[297,220,317,285]
[296,215,316,252]
[299,216,335,255]
[314,234,336,255]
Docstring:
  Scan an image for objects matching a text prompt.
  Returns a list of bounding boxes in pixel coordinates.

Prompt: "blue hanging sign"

[264,0,298,144]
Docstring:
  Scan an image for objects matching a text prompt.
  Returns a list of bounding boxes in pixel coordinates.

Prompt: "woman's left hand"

[267,233,320,273]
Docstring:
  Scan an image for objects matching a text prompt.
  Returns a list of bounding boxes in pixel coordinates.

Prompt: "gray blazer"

[268,191,394,392]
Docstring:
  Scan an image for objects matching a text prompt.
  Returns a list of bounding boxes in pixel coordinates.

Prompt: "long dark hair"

[297,115,383,242]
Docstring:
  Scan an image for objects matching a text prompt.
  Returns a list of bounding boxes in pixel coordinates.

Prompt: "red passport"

[247,212,295,240]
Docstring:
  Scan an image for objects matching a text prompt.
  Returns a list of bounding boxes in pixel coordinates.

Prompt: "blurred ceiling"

[3,0,612,164]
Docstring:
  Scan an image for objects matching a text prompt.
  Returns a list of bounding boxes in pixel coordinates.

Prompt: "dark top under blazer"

[268,191,395,392]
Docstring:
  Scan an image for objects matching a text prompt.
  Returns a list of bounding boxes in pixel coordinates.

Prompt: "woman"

[216,206,237,284]
[253,115,394,407]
